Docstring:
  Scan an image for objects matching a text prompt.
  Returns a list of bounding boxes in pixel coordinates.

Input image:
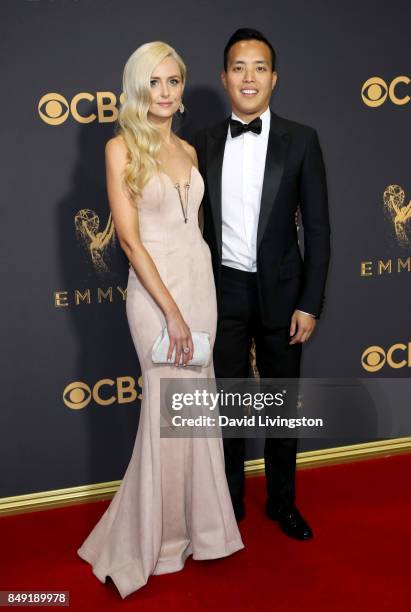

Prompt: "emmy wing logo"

[74,208,116,272]
[383,185,411,247]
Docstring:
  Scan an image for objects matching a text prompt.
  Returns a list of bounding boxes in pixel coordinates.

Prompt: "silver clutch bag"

[151,327,211,367]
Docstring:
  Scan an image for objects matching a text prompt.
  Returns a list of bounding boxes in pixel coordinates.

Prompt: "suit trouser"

[213,264,302,513]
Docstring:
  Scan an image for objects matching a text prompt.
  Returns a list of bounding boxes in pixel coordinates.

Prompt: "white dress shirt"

[221,106,315,319]
[221,106,270,273]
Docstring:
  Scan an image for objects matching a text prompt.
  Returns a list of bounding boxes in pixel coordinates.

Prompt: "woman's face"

[148,56,184,121]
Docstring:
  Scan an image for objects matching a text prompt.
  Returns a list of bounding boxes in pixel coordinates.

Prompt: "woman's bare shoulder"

[105,134,128,158]
[179,138,198,164]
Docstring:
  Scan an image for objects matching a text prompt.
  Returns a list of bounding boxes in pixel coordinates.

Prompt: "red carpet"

[1,454,410,611]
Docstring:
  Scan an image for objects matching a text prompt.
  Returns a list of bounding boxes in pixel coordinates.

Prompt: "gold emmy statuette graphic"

[74,208,116,272]
[383,185,411,246]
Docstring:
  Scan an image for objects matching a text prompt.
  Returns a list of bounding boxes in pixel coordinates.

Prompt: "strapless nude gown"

[77,166,244,599]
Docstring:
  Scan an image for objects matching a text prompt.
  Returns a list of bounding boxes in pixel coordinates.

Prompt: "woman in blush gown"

[76,41,244,599]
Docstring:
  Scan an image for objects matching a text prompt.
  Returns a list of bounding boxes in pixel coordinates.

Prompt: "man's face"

[221,39,277,121]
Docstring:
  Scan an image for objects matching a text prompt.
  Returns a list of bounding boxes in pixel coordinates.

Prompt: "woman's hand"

[165,311,194,367]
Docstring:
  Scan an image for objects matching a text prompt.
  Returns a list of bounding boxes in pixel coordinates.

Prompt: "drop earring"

[179,102,185,114]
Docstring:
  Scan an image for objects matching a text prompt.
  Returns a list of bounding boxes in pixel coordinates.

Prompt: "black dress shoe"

[266,504,313,540]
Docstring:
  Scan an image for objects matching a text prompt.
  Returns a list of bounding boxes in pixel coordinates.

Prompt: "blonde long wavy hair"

[115,41,187,203]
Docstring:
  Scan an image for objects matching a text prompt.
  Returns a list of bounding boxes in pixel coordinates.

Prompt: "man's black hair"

[223,28,276,72]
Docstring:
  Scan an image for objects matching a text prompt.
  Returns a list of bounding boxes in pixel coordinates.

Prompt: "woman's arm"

[105,136,193,366]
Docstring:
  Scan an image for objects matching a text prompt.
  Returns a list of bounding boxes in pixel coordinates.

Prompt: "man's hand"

[289,310,316,344]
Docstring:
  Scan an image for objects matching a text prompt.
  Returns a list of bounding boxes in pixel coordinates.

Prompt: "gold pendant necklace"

[174,182,190,223]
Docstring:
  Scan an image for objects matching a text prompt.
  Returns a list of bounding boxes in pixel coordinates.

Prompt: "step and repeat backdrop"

[1,0,410,497]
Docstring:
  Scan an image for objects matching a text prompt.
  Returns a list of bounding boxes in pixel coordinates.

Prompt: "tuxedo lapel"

[256,111,289,251]
[206,118,229,258]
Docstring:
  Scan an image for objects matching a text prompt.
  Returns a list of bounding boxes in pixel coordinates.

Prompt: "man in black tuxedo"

[192,28,330,540]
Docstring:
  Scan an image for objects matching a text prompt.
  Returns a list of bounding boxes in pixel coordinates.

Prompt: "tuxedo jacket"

[192,110,331,329]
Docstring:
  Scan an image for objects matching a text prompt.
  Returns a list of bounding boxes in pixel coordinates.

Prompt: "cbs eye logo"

[361,76,410,107]
[63,376,142,409]
[361,343,411,372]
[38,91,125,125]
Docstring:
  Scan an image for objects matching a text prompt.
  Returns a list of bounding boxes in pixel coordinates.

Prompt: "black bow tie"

[229,116,262,138]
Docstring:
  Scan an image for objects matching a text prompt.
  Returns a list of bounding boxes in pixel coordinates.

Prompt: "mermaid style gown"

[77,166,244,599]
